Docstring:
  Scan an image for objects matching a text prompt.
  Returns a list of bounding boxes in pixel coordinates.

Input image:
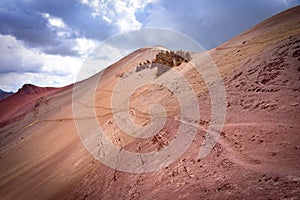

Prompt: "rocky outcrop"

[136,50,192,76]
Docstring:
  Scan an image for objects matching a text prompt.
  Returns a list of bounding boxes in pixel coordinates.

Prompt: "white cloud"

[49,17,65,28]
[0,33,122,92]
[1,1,159,91]
[0,72,75,92]
[81,0,157,32]
[43,13,80,42]
[102,15,112,23]
[74,37,99,56]
[78,43,130,81]
[0,34,42,73]
[282,0,300,7]
[42,12,66,28]
[40,13,99,56]
[39,54,82,77]
[0,34,86,91]
[42,12,74,39]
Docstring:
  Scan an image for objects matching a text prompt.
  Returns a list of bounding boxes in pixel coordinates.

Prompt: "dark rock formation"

[136,50,192,76]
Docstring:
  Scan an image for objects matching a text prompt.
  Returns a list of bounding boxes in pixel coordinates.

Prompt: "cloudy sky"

[0,0,299,92]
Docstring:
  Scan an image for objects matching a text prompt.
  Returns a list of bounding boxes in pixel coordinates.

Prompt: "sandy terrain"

[0,6,299,200]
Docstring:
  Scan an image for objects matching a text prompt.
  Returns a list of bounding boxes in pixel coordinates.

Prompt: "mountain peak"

[17,84,58,96]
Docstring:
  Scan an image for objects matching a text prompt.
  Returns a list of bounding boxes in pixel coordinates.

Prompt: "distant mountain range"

[0,89,13,101]
[0,6,299,200]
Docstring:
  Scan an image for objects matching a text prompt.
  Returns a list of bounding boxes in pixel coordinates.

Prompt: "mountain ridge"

[0,89,13,101]
[0,6,299,200]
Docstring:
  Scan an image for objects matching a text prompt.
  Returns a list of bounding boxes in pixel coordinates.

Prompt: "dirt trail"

[0,6,299,200]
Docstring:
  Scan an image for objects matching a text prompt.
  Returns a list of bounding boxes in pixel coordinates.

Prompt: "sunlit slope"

[0,6,299,200]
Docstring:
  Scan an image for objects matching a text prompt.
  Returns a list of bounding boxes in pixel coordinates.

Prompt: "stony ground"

[0,6,299,200]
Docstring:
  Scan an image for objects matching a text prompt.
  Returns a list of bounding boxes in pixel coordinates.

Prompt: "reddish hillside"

[0,6,299,200]
[0,84,63,128]
[0,90,13,101]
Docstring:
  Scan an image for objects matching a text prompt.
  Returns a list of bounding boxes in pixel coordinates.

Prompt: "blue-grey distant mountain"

[0,6,299,200]
[0,89,13,101]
